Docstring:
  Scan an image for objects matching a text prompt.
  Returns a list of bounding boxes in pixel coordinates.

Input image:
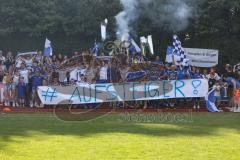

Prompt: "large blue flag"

[205,89,220,112]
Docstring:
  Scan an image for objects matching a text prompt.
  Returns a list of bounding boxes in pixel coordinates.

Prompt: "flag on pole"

[140,36,147,57]
[44,38,53,57]
[205,89,220,112]
[101,19,108,41]
[91,40,101,56]
[147,35,154,55]
[129,36,141,53]
[172,35,189,65]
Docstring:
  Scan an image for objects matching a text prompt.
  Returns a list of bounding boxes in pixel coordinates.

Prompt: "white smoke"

[154,0,193,31]
[115,0,194,35]
[115,0,140,37]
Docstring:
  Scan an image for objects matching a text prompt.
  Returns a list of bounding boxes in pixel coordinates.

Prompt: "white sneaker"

[193,105,196,109]
[197,105,200,109]
[237,108,240,113]
[233,107,238,112]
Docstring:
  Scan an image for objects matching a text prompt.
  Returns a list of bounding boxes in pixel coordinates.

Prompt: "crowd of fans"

[0,49,239,111]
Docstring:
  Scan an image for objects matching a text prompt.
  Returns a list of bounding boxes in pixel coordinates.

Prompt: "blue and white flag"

[172,35,188,65]
[166,46,174,63]
[91,41,101,56]
[235,63,240,72]
[205,89,220,112]
[129,36,141,53]
[44,38,53,57]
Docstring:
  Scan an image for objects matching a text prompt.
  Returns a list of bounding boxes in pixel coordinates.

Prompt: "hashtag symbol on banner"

[42,88,57,102]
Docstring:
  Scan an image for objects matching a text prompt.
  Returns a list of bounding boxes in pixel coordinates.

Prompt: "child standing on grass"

[17,77,27,107]
[12,70,20,107]
[213,81,222,108]
[3,72,13,106]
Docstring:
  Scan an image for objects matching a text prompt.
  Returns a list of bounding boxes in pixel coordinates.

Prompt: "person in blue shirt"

[192,68,203,79]
[31,72,44,107]
[189,67,203,109]
[225,77,240,89]
[189,67,195,79]
[154,56,163,65]
[176,66,190,80]
[223,75,240,111]
[166,65,177,80]
[17,77,27,107]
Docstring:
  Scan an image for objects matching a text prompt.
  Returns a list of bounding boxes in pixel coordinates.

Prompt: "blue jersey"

[192,73,203,79]
[32,66,42,73]
[166,70,177,80]
[177,69,190,80]
[177,70,186,80]
[31,76,44,89]
[189,71,195,79]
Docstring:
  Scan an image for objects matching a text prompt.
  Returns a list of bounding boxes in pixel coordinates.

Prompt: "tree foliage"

[0,0,239,64]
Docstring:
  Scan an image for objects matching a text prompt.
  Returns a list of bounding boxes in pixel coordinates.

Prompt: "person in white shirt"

[19,64,29,84]
[97,61,108,83]
[77,68,86,82]
[24,56,33,67]
[206,68,221,81]
[69,68,78,81]
[213,81,222,108]
[16,57,23,68]
[12,70,20,107]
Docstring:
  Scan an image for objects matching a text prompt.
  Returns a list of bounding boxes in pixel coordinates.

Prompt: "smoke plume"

[115,0,195,35]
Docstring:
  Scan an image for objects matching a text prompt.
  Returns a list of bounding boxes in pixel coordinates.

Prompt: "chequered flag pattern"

[172,35,187,63]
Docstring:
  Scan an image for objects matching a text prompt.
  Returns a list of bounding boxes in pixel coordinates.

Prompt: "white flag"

[44,38,53,57]
[147,35,154,55]
[101,19,108,41]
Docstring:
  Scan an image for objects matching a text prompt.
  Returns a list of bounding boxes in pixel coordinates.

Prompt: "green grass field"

[0,113,239,160]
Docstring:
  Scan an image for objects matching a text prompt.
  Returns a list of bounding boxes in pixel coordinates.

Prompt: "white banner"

[38,79,209,105]
[184,48,218,67]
